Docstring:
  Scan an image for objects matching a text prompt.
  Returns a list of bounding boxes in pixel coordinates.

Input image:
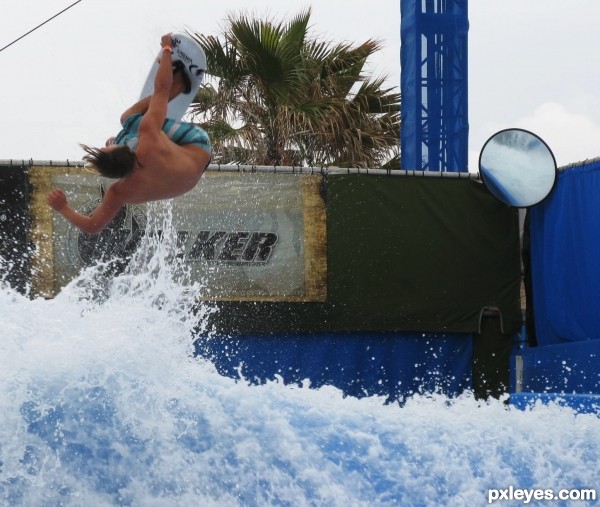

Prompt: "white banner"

[43,170,326,301]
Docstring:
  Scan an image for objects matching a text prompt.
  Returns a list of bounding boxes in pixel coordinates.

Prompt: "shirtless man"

[47,33,211,234]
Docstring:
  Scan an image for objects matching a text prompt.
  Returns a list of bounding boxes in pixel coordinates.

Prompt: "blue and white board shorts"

[114,113,212,153]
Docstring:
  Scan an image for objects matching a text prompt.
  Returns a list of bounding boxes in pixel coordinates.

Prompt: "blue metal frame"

[401,0,469,172]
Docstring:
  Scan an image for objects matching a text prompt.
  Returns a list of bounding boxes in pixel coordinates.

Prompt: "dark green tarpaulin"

[0,164,32,294]
[209,174,521,335]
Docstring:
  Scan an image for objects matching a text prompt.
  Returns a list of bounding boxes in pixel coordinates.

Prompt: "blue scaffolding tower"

[401,0,469,172]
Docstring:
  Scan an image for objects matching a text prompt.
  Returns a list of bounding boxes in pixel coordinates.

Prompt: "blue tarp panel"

[196,332,473,403]
[529,159,600,345]
[510,393,600,414]
[516,339,600,394]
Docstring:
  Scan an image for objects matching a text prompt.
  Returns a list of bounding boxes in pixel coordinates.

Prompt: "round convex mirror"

[479,128,557,207]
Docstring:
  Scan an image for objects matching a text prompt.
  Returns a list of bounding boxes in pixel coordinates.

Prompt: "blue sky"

[0,0,598,169]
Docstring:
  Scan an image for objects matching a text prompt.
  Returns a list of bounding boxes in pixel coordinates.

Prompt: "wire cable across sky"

[0,0,84,54]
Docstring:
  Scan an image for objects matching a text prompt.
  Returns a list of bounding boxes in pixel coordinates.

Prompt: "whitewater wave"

[0,203,598,506]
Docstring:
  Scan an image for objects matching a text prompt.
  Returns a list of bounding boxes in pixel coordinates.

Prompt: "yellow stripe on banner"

[301,175,327,302]
[28,165,93,298]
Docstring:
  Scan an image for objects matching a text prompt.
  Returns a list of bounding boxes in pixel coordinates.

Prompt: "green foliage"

[189,9,400,168]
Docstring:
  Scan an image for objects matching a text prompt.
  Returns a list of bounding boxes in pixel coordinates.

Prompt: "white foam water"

[1,204,599,506]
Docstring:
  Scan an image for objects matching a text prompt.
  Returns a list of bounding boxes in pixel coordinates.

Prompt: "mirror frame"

[478,128,557,208]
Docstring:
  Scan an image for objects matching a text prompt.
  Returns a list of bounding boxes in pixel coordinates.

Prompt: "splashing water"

[1,204,599,507]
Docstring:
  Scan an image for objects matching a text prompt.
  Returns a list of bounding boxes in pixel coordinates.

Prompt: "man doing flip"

[47,33,211,234]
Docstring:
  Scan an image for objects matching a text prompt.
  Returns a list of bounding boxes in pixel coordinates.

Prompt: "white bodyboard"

[140,33,206,120]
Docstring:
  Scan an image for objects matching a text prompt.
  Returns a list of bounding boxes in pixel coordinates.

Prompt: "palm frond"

[189,10,401,168]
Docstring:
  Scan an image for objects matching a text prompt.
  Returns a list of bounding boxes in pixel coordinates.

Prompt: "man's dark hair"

[80,144,139,179]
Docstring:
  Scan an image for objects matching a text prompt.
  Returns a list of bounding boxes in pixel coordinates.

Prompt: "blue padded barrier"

[195,331,473,403]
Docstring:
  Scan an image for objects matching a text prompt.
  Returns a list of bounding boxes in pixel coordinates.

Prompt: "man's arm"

[137,34,173,141]
[47,185,126,234]
[120,34,176,124]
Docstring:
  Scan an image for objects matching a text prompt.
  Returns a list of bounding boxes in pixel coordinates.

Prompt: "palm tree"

[189,9,400,168]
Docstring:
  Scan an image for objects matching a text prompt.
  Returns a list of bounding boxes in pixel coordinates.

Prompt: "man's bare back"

[109,134,210,204]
